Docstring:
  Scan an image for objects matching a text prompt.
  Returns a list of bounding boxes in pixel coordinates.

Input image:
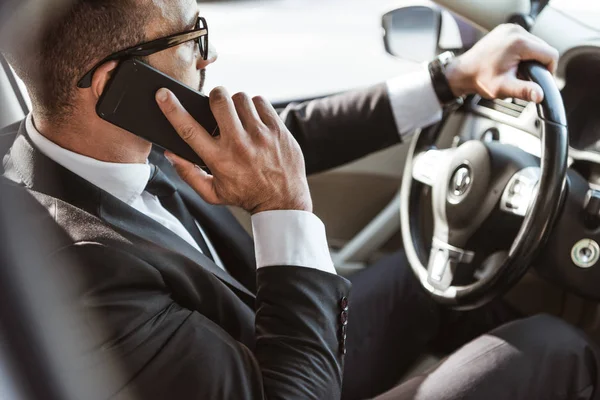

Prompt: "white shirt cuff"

[386,66,443,138]
[252,210,337,275]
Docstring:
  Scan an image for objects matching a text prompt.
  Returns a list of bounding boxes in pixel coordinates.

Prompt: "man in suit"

[2,0,600,399]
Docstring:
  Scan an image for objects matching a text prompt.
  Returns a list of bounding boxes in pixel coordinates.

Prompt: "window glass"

[201,0,418,102]
[10,0,425,107]
[549,0,600,32]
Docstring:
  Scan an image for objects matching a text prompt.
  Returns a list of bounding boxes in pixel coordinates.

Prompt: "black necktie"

[145,165,214,261]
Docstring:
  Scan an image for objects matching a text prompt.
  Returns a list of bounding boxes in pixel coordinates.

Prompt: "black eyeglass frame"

[77,16,208,88]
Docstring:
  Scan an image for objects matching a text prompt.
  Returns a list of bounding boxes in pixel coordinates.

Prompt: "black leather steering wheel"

[400,62,569,310]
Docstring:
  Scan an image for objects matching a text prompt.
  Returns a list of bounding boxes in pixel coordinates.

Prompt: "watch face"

[438,51,456,66]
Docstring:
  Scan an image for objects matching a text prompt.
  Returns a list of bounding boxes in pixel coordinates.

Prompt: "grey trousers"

[342,251,600,400]
[376,314,600,400]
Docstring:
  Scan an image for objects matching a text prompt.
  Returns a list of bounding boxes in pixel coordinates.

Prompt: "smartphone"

[96,59,218,167]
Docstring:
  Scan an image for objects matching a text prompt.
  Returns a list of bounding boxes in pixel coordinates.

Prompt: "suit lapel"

[150,150,257,293]
[4,124,255,304]
[99,192,255,302]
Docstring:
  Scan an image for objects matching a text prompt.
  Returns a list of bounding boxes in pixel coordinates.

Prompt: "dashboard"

[459,48,600,187]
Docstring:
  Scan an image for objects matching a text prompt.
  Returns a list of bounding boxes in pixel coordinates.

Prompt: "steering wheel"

[400,62,569,310]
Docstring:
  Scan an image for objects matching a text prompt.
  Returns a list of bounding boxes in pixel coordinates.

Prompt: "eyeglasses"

[77,16,209,88]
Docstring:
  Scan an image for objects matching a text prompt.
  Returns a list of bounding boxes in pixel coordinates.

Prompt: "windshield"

[201,0,415,103]
[550,0,600,31]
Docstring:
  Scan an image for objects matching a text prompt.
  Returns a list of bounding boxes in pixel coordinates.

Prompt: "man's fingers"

[528,34,560,74]
[232,92,262,130]
[209,87,244,135]
[164,151,221,205]
[499,78,545,104]
[252,96,282,128]
[156,88,217,161]
[517,37,559,75]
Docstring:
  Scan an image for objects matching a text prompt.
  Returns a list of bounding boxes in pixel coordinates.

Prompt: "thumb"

[498,78,544,104]
[165,151,221,205]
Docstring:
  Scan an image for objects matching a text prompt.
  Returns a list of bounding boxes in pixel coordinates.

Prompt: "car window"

[10,0,423,107]
[200,0,418,103]
[549,0,600,32]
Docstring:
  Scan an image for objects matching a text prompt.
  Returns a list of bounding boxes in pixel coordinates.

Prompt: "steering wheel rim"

[400,62,569,310]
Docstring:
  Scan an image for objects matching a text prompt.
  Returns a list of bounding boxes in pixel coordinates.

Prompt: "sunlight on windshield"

[200,0,417,102]
[551,0,600,10]
[550,0,600,31]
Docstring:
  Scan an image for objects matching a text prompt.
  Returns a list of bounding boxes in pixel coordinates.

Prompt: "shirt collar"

[25,114,151,205]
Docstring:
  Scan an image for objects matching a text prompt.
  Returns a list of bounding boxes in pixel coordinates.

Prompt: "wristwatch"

[428,51,465,109]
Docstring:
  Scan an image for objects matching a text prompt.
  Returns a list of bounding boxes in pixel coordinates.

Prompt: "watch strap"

[428,52,460,107]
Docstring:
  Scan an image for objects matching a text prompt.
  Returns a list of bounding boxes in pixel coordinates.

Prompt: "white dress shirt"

[24,66,441,277]
[386,66,443,137]
[25,115,336,274]
[25,115,231,269]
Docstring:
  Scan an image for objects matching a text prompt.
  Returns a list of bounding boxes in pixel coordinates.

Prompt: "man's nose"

[198,43,218,68]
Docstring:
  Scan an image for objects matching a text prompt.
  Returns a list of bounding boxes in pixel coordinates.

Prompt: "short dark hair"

[5,0,152,122]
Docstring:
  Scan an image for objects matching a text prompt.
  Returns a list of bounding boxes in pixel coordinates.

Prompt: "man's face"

[144,0,216,93]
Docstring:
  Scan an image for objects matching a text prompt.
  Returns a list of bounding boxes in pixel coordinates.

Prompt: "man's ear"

[90,61,119,99]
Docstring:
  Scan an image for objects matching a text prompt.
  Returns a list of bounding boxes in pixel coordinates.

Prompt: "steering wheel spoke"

[401,62,568,309]
[426,238,475,291]
[412,149,452,186]
[500,167,541,217]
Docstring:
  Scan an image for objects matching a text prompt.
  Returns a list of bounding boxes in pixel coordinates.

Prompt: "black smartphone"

[96,59,218,167]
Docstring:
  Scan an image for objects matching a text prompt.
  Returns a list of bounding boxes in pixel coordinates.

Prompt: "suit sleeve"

[279,83,402,175]
[54,243,351,400]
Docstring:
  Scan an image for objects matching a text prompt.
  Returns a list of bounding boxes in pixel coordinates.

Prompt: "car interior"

[2,0,600,396]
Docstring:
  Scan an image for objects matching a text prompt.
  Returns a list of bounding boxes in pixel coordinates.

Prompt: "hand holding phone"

[156,87,313,215]
[96,59,218,167]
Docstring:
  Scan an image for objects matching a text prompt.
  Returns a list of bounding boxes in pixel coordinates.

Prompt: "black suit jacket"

[1,83,401,399]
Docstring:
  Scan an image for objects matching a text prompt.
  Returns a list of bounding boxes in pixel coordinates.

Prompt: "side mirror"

[382,6,442,63]
[382,6,485,63]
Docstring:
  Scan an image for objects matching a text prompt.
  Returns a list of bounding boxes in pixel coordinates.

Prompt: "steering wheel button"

[507,195,522,209]
[511,182,523,195]
[430,250,448,282]
[500,168,541,217]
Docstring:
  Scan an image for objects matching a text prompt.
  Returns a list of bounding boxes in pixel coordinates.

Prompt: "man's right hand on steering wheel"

[444,23,559,103]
